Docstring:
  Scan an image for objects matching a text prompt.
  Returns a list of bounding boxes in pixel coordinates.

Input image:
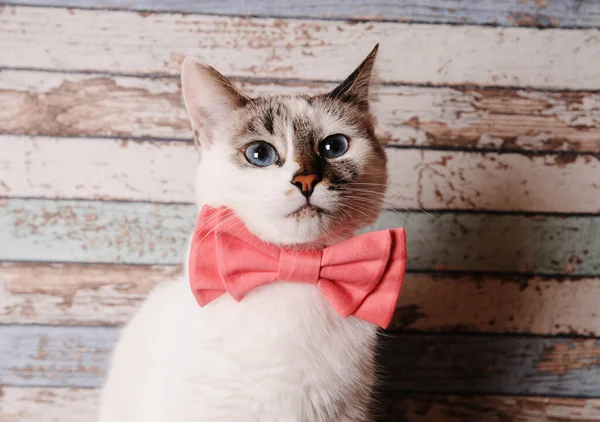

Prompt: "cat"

[98,44,389,422]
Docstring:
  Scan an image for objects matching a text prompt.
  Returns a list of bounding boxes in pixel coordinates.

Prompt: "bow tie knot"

[278,249,322,284]
[189,206,407,328]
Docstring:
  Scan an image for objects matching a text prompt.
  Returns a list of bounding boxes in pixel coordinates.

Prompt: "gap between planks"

[1,6,600,89]
[2,70,600,153]
[2,262,600,337]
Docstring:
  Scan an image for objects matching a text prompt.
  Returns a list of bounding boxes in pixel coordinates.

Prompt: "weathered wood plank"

[0,263,181,326]
[3,70,600,152]
[4,0,600,29]
[3,263,600,337]
[3,135,599,213]
[0,325,114,388]
[1,6,599,89]
[0,387,99,422]
[3,388,600,422]
[0,136,199,203]
[390,273,600,337]
[0,198,598,275]
[2,326,600,396]
[383,394,600,422]
[380,334,600,397]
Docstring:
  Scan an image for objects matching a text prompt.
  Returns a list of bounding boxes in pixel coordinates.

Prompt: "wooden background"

[1,0,600,420]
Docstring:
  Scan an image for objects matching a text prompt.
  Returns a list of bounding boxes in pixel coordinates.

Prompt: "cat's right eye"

[244,141,279,167]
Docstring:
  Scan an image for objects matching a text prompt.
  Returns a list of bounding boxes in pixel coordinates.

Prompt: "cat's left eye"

[319,134,349,159]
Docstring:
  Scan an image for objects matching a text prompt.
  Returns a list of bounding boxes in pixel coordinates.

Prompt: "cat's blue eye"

[244,141,279,167]
[319,134,349,159]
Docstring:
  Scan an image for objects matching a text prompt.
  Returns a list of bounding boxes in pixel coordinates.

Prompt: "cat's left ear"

[328,44,379,110]
[181,58,249,147]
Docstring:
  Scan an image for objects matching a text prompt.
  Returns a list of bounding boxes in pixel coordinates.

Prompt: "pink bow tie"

[188,206,407,328]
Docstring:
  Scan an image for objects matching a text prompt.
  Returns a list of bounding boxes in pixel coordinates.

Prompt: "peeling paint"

[538,340,600,375]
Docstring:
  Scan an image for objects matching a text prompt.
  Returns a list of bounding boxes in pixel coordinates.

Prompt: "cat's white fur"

[98,55,384,422]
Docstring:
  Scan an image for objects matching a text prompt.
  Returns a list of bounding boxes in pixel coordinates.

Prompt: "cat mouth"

[287,203,330,218]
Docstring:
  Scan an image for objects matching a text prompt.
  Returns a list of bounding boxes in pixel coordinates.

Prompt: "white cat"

[98,45,391,422]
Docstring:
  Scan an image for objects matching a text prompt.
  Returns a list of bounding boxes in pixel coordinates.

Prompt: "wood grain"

[0,387,99,422]
[3,135,599,213]
[0,263,181,326]
[3,326,600,396]
[380,334,600,397]
[391,273,600,336]
[3,262,600,337]
[1,198,598,274]
[1,6,600,89]
[382,394,600,422]
[3,70,600,152]
[4,0,600,28]
[3,388,600,422]
[0,325,115,388]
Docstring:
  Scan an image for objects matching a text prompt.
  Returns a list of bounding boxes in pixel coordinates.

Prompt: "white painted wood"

[1,6,600,89]
[0,136,199,203]
[2,262,600,336]
[0,70,189,140]
[0,387,99,422]
[2,135,599,213]
[3,70,600,152]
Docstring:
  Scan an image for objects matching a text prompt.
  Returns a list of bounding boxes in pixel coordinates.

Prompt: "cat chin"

[243,211,366,248]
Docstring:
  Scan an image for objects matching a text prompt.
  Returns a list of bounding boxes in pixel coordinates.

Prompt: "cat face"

[182,46,387,246]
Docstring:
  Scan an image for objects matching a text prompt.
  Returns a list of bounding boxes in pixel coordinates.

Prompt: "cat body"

[99,46,388,422]
[99,280,377,422]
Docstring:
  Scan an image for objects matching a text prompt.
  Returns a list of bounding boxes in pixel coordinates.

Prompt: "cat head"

[181,45,387,247]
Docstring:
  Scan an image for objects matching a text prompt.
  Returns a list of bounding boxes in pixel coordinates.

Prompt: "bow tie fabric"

[188,206,407,328]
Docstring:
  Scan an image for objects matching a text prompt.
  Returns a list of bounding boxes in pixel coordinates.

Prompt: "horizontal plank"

[390,274,600,336]
[3,325,600,396]
[0,263,180,326]
[1,198,598,275]
[0,387,99,422]
[4,0,600,28]
[0,325,114,388]
[383,394,600,421]
[3,263,600,337]
[3,135,599,213]
[3,71,600,153]
[3,388,600,422]
[1,6,600,89]
[380,334,600,396]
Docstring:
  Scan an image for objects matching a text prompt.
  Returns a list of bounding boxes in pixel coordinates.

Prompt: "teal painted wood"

[2,325,600,396]
[5,0,600,28]
[1,198,599,275]
[0,199,195,266]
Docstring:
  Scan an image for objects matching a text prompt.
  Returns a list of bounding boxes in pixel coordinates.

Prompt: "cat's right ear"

[181,58,249,147]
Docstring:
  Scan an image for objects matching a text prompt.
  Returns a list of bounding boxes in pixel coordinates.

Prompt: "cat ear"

[181,58,249,147]
[328,44,379,109]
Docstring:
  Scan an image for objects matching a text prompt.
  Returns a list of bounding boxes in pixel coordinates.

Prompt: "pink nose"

[291,174,319,198]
